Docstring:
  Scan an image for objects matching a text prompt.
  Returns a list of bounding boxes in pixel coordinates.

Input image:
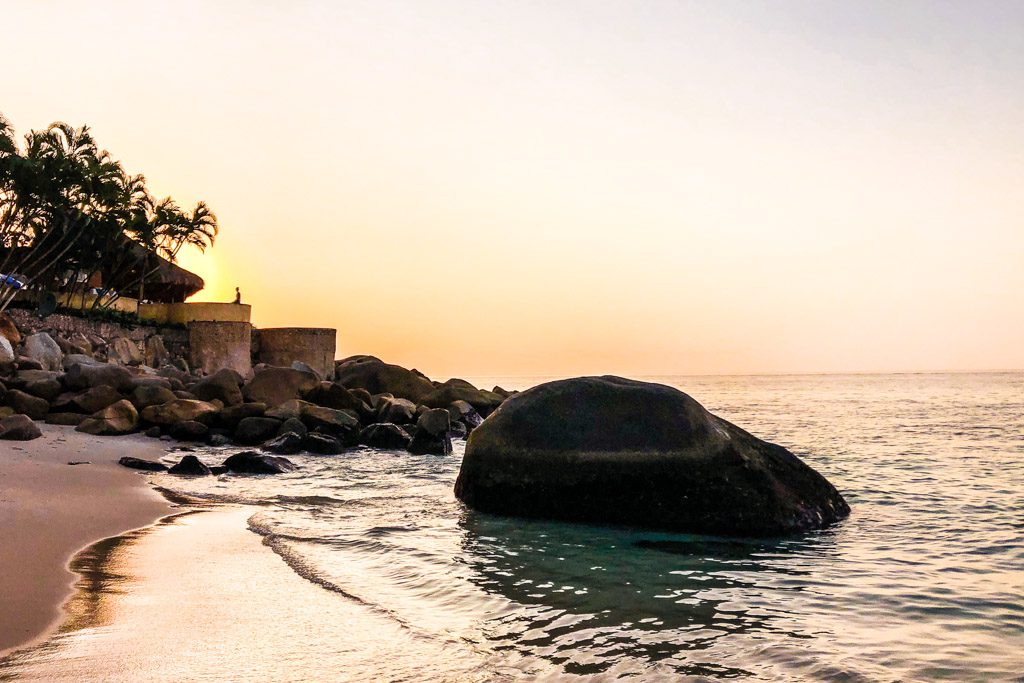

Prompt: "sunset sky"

[6,1,1023,377]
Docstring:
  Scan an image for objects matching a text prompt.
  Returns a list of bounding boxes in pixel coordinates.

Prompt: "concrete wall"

[140,302,251,326]
[189,321,253,379]
[257,327,336,379]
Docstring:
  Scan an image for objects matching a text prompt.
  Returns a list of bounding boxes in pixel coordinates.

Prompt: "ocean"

[3,372,1022,681]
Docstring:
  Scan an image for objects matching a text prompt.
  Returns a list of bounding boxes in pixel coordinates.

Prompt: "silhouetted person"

[234,287,241,304]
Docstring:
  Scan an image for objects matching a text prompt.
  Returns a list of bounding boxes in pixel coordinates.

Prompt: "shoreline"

[0,504,498,682]
[0,425,177,658]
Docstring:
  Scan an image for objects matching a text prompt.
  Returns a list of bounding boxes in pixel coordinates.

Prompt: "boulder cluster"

[0,316,512,461]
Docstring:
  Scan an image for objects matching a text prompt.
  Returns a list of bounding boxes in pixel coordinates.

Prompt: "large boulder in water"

[222,451,296,474]
[335,358,435,403]
[454,376,850,537]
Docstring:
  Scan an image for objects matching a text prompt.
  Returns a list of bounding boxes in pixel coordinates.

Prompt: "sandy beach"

[0,425,174,657]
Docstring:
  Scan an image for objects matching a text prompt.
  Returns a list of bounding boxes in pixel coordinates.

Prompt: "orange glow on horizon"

[7,1,1022,379]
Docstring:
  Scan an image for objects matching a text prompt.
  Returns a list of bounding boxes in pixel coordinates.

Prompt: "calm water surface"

[7,373,1024,680]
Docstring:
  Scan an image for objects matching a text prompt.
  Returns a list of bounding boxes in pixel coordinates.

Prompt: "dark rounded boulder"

[234,416,282,445]
[0,414,43,441]
[454,376,850,537]
[222,450,296,474]
[118,456,168,472]
[263,431,304,455]
[168,420,210,442]
[304,432,344,455]
[3,390,49,420]
[168,455,212,476]
[335,358,436,403]
[358,423,411,450]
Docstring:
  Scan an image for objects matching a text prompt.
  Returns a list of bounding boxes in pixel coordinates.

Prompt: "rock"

[157,365,191,384]
[62,353,101,369]
[208,433,231,447]
[15,357,44,371]
[76,400,139,436]
[129,384,178,411]
[234,416,283,445]
[168,420,210,442]
[348,387,373,408]
[302,405,360,436]
[23,333,63,372]
[455,376,851,537]
[222,451,296,474]
[408,430,452,456]
[65,362,133,392]
[168,455,212,475]
[191,368,244,407]
[376,396,417,424]
[144,335,169,367]
[263,399,308,421]
[417,408,451,436]
[0,414,42,440]
[0,335,14,365]
[217,402,267,429]
[277,417,308,439]
[263,431,304,455]
[3,389,49,420]
[141,399,219,426]
[421,384,505,416]
[448,400,483,430]
[335,358,436,403]
[53,385,123,414]
[291,360,322,380]
[23,378,63,402]
[129,375,173,391]
[358,423,411,449]
[0,313,21,346]
[118,456,168,472]
[108,337,143,366]
[304,432,344,455]
[45,412,88,426]
[144,425,162,438]
[449,421,468,439]
[302,382,371,414]
[242,366,320,407]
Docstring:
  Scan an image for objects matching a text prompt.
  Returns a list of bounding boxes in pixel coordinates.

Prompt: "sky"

[5,0,1023,377]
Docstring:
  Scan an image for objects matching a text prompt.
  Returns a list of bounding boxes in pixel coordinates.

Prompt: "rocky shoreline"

[1,315,509,476]
[1,314,850,537]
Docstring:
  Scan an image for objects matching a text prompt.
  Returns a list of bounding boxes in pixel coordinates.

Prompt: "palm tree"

[0,113,220,314]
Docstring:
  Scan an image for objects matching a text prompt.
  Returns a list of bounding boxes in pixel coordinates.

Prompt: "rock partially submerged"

[455,376,850,537]
[222,451,296,474]
[118,456,169,472]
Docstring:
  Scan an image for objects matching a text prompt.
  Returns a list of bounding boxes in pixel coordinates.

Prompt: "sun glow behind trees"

[5,1,1022,376]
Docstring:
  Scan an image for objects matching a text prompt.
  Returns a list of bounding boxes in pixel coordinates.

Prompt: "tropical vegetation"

[0,113,217,314]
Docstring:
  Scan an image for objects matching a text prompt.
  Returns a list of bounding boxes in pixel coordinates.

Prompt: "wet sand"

[0,425,174,657]
[0,507,501,682]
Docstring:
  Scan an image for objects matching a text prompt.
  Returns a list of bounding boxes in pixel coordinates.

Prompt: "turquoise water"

[11,373,1024,680]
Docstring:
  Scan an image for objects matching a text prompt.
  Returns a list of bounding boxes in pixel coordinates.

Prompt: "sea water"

[5,373,1023,680]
